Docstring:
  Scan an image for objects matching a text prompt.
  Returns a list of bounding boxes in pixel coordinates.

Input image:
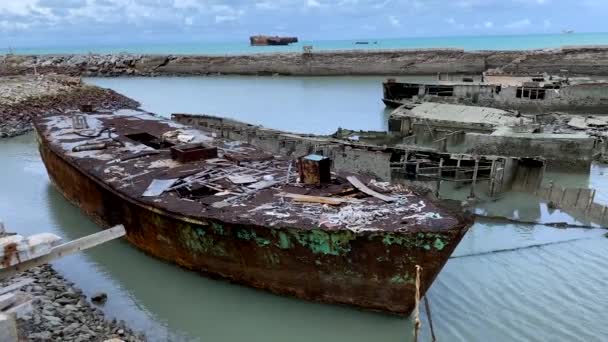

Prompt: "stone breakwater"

[2,265,145,341]
[2,46,608,76]
[0,75,139,138]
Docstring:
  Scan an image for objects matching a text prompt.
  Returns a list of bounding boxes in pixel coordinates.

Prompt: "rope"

[450,236,593,259]
[424,296,437,342]
[73,127,125,147]
[413,265,422,342]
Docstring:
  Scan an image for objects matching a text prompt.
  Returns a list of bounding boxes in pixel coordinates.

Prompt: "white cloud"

[255,2,277,10]
[446,17,456,24]
[0,1,39,15]
[484,21,493,28]
[306,0,322,8]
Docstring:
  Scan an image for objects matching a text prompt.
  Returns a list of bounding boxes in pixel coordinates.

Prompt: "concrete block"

[0,233,61,268]
[0,313,18,342]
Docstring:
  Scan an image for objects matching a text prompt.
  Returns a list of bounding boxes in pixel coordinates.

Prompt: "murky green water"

[1,76,608,341]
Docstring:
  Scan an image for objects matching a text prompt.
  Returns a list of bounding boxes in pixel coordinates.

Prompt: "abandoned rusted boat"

[250,35,298,46]
[33,108,471,315]
[382,75,608,113]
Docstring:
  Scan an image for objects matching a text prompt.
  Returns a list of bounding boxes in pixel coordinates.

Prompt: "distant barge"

[34,108,471,315]
[383,75,608,114]
[250,35,298,46]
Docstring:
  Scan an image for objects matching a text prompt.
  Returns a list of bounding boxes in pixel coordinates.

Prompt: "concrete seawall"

[2,46,608,77]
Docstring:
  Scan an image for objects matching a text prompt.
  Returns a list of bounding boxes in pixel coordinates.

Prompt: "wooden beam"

[276,193,360,205]
[3,294,34,318]
[469,158,480,198]
[0,279,33,296]
[0,225,125,281]
[0,293,16,311]
[347,176,396,202]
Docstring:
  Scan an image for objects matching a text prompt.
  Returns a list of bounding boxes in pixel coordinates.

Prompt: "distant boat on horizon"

[562,29,575,34]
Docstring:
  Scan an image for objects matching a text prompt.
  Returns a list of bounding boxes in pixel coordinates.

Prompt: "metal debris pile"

[162,159,295,202]
[245,184,444,232]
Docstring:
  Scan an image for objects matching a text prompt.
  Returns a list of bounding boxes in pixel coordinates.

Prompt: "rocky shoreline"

[0,75,139,138]
[2,46,608,77]
[2,265,145,342]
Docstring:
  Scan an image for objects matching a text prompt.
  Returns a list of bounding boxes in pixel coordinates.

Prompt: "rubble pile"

[0,75,139,138]
[2,265,145,342]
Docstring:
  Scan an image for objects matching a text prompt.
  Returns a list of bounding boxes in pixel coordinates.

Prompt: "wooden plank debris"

[0,279,34,296]
[228,175,258,184]
[4,293,34,318]
[0,225,126,281]
[0,293,16,310]
[346,176,396,202]
[276,193,361,205]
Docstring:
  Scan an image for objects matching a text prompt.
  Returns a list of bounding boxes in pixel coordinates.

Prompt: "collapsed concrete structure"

[383,75,608,114]
[172,113,546,198]
[388,102,602,170]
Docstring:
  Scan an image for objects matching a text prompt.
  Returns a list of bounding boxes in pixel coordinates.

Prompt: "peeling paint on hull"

[36,130,469,315]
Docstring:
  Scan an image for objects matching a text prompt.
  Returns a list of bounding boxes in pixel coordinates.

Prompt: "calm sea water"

[7,32,608,55]
[1,76,608,341]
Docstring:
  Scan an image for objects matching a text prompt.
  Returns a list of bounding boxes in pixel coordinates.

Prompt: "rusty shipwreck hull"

[36,130,468,315]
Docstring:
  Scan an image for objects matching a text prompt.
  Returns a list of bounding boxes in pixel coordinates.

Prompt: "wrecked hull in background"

[382,76,608,114]
[250,35,298,46]
[34,109,471,315]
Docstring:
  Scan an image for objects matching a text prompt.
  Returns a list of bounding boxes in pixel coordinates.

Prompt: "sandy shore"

[0,75,139,138]
[2,46,608,77]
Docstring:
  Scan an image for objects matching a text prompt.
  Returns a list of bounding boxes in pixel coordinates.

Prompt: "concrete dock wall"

[173,113,395,180]
[462,132,595,170]
[3,47,608,77]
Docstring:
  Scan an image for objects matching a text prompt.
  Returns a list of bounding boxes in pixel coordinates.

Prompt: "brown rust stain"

[2,242,19,268]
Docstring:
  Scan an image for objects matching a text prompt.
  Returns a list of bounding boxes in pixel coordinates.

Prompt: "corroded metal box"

[298,154,331,185]
[80,104,93,113]
[170,143,217,163]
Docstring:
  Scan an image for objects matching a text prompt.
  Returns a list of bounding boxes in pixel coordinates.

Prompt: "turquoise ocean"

[7,32,608,55]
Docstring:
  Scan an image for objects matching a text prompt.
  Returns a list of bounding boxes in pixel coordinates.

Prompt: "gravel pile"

[2,265,145,342]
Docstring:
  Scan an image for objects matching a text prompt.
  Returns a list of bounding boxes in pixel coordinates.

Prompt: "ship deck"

[34,109,462,234]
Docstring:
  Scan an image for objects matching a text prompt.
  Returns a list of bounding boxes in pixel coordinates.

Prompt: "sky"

[0,0,606,48]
